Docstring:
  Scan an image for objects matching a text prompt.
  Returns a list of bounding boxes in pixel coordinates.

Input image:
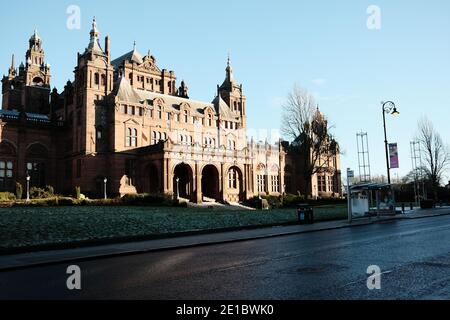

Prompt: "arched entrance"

[202,165,220,201]
[226,166,244,203]
[173,163,193,200]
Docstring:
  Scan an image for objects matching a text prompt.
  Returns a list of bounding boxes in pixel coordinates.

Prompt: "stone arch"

[201,164,220,201]
[26,142,49,158]
[0,140,16,156]
[173,162,194,201]
[225,165,244,202]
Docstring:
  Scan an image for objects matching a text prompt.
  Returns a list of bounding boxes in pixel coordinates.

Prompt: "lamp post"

[104,177,108,200]
[381,101,400,185]
[176,177,180,200]
[26,175,30,202]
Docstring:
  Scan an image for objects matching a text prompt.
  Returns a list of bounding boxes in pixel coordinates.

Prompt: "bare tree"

[281,85,338,198]
[417,117,450,200]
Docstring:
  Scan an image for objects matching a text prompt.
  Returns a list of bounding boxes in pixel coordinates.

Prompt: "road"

[2,215,450,300]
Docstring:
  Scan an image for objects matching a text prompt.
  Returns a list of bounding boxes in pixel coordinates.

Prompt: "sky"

[1,0,450,182]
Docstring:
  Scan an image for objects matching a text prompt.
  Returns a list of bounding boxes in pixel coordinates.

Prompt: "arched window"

[126,128,132,147]
[228,168,239,189]
[132,129,138,147]
[184,110,188,123]
[152,131,157,145]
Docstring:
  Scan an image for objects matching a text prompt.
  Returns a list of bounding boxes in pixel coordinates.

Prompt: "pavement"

[1,206,449,272]
[3,210,450,299]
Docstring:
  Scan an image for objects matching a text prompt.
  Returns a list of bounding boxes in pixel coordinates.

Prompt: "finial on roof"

[11,54,15,70]
[133,41,136,51]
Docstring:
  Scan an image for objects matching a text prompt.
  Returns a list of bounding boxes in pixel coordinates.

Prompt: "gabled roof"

[212,95,238,121]
[114,77,212,116]
[111,49,144,68]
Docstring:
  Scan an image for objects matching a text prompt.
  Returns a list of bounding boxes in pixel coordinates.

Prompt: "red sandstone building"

[0,20,341,201]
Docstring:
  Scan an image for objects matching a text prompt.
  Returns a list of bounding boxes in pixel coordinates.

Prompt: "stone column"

[195,162,202,204]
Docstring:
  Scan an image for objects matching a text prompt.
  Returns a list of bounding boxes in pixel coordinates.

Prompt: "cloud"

[312,78,327,86]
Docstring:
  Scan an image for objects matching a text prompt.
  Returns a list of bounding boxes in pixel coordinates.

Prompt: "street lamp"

[104,177,108,200]
[381,101,400,185]
[26,175,30,202]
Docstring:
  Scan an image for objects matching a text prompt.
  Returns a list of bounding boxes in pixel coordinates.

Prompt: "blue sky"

[1,0,450,181]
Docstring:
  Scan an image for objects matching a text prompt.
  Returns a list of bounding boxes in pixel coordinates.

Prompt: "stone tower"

[1,30,51,113]
[218,56,247,128]
[73,18,114,154]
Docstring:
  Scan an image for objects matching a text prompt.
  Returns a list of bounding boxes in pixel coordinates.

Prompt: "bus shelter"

[349,183,396,219]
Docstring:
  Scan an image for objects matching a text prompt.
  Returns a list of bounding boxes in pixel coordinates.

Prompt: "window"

[166,112,171,121]
[271,176,280,193]
[152,131,158,145]
[96,127,102,140]
[126,128,137,147]
[318,175,326,192]
[26,162,46,187]
[208,114,213,127]
[228,139,236,150]
[94,73,100,85]
[158,106,162,119]
[101,74,106,86]
[228,168,239,189]
[184,110,188,123]
[257,175,265,193]
[328,176,334,192]
[121,105,126,114]
[0,161,14,191]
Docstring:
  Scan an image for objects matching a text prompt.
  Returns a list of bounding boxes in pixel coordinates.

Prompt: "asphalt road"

[3,215,450,300]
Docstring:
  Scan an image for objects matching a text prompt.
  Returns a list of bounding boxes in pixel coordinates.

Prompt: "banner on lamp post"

[389,143,399,169]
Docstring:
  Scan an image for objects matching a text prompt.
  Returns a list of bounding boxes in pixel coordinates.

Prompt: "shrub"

[121,193,173,206]
[29,187,55,199]
[15,182,23,200]
[0,192,16,201]
[45,185,54,196]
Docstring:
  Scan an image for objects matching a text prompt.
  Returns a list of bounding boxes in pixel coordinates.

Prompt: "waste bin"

[297,204,314,225]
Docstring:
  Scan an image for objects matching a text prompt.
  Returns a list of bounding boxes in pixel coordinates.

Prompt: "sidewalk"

[1,207,450,272]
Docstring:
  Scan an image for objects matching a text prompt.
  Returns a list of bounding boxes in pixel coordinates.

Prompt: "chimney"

[105,36,110,64]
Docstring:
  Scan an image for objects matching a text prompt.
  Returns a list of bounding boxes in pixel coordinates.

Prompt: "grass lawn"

[0,205,347,252]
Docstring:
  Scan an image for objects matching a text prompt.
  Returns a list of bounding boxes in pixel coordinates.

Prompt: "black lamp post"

[381,101,400,185]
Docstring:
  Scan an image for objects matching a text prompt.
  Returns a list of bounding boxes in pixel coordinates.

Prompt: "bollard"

[402,203,405,213]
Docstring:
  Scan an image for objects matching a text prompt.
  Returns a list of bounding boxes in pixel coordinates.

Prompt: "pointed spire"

[87,17,104,53]
[8,54,16,76]
[133,41,137,51]
[90,17,99,38]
